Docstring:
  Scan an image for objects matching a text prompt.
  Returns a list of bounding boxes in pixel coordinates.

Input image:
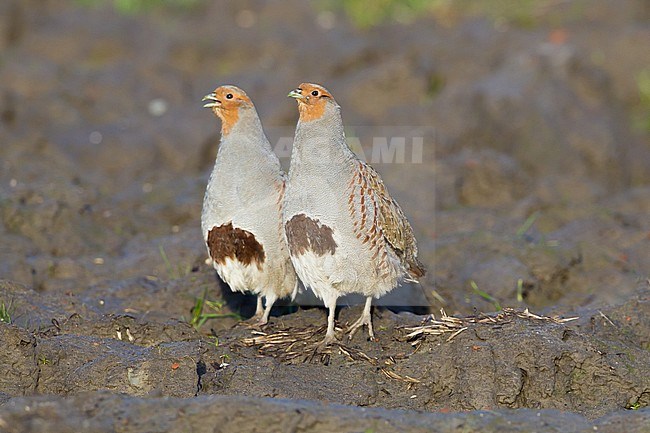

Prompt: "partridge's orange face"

[288,83,334,122]
[202,85,253,135]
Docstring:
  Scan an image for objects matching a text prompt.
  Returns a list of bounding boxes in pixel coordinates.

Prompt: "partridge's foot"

[314,332,338,353]
[347,315,375,341]
[347,297,375,341]
[239,296,267,328]
[242,314,268,329]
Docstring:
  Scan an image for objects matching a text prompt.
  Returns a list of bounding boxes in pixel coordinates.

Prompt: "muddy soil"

[1,0,649,431]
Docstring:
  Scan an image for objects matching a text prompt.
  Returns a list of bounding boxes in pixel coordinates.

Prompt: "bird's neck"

[289,107,355,176]
[218,109,273,152]
[222,107,260,137]
[212,112,278,180]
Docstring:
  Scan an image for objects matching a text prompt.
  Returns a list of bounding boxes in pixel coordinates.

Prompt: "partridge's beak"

[288,88,304,99]
[202,93,220,108]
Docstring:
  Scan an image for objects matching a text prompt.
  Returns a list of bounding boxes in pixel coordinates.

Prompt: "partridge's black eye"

[226,93,233,99]
[311,90,319,96]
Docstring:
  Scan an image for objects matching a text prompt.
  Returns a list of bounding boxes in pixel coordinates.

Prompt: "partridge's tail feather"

[408,257,426,280]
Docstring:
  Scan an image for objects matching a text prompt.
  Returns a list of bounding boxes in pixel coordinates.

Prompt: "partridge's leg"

[244,296,265,327]
[258,293,277,326]
[316,291,339,351]
[253,295,264,319]
[347,296,374,340]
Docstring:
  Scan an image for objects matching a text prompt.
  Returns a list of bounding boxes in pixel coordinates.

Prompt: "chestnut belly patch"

[207,222,265,270]
[285,213,337,256]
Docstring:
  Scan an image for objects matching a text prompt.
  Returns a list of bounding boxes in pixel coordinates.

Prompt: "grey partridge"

[284,83,425,346]
[202,85,298,325]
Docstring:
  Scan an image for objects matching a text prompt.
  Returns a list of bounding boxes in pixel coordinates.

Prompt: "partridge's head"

[288,83,337,122]
[202,85,253,135]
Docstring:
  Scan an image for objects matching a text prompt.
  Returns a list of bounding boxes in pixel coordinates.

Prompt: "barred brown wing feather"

[358,162,425,278]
